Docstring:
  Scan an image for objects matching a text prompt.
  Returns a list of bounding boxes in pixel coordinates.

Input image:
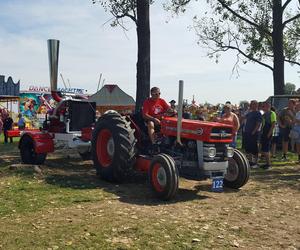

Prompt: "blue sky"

[0,0,299,105]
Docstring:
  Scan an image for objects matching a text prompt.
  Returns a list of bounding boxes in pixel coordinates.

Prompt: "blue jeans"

[230,134,237,148]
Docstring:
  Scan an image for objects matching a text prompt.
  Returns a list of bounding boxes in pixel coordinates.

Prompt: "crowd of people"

[181,98,300,169]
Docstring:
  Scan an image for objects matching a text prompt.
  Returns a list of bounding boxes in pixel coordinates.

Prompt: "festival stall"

[89,84,135,114]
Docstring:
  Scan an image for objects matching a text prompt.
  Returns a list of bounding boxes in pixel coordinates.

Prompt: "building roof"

[0,75,20,96]
[89,84,135,106]
[0,95,20,101]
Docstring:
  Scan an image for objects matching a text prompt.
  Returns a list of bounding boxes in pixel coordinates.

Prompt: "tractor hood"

[161,117,233,143]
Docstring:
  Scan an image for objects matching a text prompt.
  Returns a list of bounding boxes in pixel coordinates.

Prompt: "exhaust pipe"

[47,39,62,102]
[176,80,184,145]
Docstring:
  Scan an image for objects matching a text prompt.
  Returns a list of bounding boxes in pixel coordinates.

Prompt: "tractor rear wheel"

[20,136,47,165]
[149,153,179,200]
[92,112,137,182]
[224,149,250,189]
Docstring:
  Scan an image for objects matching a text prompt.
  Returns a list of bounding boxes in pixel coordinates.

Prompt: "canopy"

[89,84,135,114]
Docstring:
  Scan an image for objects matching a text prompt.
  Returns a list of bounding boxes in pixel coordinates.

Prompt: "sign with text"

[27,86,86,94]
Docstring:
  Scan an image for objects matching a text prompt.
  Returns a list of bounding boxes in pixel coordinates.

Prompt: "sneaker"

[281,155,288,161]
[260,164,271,170]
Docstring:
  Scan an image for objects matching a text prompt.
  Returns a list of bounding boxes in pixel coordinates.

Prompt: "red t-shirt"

[142,98,170,119]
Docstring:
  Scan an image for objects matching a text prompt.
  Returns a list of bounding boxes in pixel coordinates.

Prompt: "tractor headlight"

[226,147,234,158]
[205,147,216,158]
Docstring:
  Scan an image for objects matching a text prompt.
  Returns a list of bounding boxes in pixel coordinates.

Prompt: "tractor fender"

[19,131,54,154]
[134,155,152,172]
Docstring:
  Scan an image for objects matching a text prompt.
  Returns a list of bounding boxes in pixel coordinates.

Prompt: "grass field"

[0,142,299,249]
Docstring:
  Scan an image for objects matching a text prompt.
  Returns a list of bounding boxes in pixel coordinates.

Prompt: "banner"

[19,93,56,126]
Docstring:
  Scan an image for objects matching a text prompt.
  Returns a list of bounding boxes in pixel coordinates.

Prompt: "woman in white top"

[293,103,300,162]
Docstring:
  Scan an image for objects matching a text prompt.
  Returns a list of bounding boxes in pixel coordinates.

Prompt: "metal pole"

[177,80,184,145]
[47,39,60,92]
[60,73,67,88]
[97,73,102,92]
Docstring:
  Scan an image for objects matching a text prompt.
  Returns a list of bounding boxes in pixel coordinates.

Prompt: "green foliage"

[167,0,300,72]
[92,0,154,26]
[92,0,138,25]
[284,82,296,94]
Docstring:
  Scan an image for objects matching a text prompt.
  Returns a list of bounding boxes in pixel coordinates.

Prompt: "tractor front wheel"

[224,149,250,189]
[149,153,179,200]
[20,136,47,165]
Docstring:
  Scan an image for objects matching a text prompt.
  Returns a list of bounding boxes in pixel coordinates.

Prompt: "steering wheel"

[164,110,177,117]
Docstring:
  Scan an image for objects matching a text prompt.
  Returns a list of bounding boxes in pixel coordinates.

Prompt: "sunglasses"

[151,92,161,95]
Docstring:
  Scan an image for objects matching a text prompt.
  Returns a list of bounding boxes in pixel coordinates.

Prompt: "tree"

[284,82,296,94]
[93,0,151,113]
[168,0,300,95]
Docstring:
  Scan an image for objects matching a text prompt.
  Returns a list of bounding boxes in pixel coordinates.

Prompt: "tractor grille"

[210,127,232,140]
[203,143,228,162]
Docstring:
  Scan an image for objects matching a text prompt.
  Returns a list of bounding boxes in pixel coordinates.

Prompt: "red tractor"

[19,39,250,201]
[91,107,249,200]
[19,40,96,165]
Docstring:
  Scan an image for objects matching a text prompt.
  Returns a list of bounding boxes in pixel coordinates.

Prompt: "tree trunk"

[272,0,285,95]
[135,0,151,113]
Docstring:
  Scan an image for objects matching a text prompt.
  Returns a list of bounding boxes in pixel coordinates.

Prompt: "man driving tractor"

[142,87,175,146]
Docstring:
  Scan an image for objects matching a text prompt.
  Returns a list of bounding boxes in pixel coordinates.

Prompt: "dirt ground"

[0,147,299,249]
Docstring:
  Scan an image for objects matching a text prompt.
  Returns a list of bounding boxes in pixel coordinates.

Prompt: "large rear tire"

[91,112,137,182]
[224,149,250,189]
[149,153,179,201]
[20,135,47,165]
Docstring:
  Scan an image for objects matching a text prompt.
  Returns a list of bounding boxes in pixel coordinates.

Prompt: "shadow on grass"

[0,149,20,168]
[40,158,209,205]
[193,183,243,194]
[250,166,300,191]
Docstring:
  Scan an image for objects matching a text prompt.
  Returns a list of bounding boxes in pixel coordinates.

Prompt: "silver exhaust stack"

[176,80,184,145]
[47,39,62,102]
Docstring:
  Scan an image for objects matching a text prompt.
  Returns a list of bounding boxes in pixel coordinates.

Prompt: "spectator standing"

[271,106,280,158]
[278,99,296,160]
[243,100,262,167]
[0,113,3,138]
[221,101,231,115]
[195,107,206,121]
[169,100,176,110]
[240,102,250,149]
[257,102,264,148]
[214,103,240,148]
[260,102,276,169]
[292,102,300,162]
[3,113,13,143]
[182,105,192,119]
[17,113,26,130]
